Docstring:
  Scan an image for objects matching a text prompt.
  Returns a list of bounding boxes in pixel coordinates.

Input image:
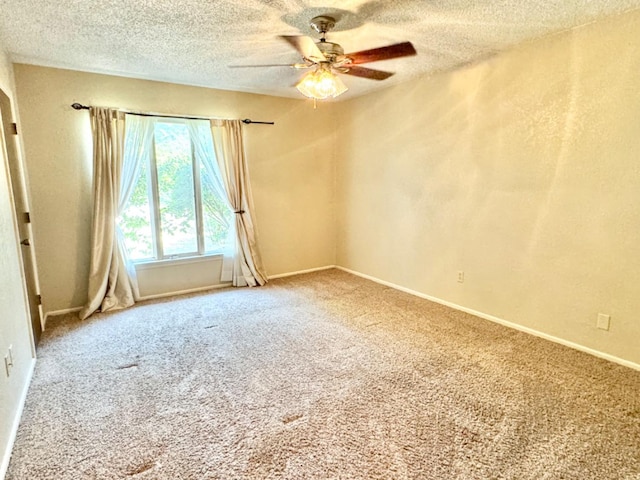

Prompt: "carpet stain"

[460,427,480,445]
[125,459,155,476]
[627,408,640,419]
[116,363,139,370]
[282,413,304,424]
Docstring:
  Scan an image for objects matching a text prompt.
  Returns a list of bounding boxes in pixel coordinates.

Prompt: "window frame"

[128,117,225,263]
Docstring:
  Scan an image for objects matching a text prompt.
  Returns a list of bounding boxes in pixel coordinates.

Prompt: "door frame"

[0,87,42,348]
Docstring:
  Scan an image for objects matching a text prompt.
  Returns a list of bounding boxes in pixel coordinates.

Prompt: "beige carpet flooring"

[7,269,640,479]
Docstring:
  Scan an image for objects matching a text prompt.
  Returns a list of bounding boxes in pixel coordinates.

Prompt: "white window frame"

[135,118,219,263]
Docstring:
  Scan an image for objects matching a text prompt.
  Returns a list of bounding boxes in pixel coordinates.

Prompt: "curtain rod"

[70,103,274,125]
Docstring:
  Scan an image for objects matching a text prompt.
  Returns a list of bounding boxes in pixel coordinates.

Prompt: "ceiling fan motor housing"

[309,15,336,35]
[317,41,344,60]
[309,16,345,63]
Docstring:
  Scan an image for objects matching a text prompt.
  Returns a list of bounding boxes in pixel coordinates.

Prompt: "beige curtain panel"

[210,119,267,287]
[79,108,140,319]
[80,110,266,319]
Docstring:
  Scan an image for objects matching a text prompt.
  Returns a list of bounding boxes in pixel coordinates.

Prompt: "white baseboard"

[268,265,336,280]
[337,266,640,372]
[139,282,231,302]
[42,306,82,330]
[43,283,234,326]
[42,267,335,325]
[0,357,36,480]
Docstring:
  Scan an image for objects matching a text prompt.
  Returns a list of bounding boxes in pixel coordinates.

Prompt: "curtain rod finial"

[71,103,89,110]
[242,118,275,125]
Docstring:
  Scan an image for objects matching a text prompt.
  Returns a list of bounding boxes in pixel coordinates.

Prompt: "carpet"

[7,269,640,479]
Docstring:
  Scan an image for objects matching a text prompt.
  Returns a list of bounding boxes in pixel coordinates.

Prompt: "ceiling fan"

[231,15,417,100]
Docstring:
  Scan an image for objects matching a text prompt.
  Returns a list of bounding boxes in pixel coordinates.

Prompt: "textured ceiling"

[1,0,639,100]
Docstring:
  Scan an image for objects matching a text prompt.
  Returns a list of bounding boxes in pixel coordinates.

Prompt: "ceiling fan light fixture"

[234,14,415,100]
[295,64,348,100]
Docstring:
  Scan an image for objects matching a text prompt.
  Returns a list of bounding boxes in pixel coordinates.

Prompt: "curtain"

[210,119,267,287]
[79,110,155,319]
[118,115,156,285]
[186,120,234,281]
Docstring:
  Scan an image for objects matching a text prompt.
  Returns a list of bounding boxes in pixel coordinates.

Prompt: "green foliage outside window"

[119,121,232,261]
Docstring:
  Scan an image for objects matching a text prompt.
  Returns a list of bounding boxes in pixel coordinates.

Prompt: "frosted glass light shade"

[296,66,348,99]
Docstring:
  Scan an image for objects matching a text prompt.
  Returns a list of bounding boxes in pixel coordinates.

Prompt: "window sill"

[134,253,224,271]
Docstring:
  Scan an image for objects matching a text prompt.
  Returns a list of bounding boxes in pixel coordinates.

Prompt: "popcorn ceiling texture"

[1,0,640,99]
[7,269,640,479]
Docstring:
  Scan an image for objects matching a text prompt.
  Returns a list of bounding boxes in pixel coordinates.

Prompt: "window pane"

[200,164,233,252]
[119,161,153,260]
[154,122,198,256]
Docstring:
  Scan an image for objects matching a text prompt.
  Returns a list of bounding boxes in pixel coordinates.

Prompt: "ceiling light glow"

[295,64,348,100]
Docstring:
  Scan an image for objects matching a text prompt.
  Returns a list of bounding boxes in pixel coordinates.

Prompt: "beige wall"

[336,10,640,365]
[0,49,35,476]
[13,66,337,315]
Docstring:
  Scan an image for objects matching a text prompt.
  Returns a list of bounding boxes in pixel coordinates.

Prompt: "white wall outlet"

[597,313,610,331]
[457,271,465,283]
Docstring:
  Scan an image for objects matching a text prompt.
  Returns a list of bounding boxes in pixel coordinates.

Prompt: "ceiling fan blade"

[342,66,395,81]
[345,41,417,65]
[280,35,326,62]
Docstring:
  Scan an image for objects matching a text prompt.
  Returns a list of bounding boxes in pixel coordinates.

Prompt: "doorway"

[0,88,42,346]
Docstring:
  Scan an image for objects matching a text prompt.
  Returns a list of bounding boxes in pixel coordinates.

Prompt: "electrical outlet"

[457,271,465,283]
[597,313,610,331]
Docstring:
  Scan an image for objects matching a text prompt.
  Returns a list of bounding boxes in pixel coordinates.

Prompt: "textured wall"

[13,66,337,315]
[336,10,640,365]
[0,49,35,476]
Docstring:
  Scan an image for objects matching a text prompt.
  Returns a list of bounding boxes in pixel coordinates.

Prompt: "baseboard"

[268,265,336,280]
[0,357,36,480]
[43,283,234,326]
[42,306,82,330]
[42,267,335,325]
[336,266,640,372]
[139,282,232,302]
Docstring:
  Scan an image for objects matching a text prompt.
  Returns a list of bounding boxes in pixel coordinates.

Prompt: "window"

[119,119,233,262]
